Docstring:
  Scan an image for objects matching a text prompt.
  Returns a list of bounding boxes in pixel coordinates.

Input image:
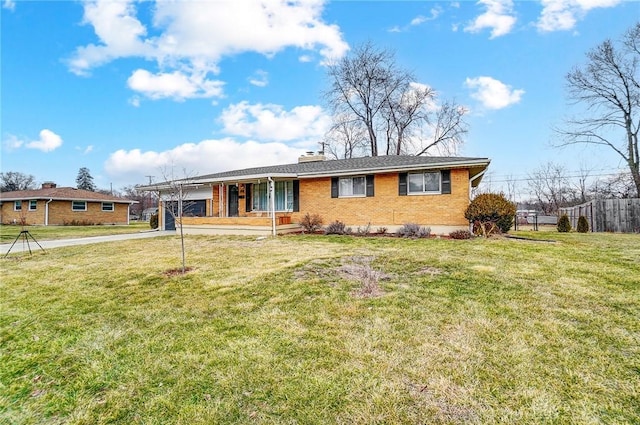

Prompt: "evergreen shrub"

[464,193,516,237]
[557,214,571,232]
[150,213,159,229]
[577,215,589,233]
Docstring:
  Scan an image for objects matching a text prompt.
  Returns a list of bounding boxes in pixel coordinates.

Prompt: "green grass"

[1,232,639,424]
[0,222,151,243]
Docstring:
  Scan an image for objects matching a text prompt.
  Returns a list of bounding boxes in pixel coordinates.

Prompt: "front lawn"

[1,232,638,424]
[0,222,152,243]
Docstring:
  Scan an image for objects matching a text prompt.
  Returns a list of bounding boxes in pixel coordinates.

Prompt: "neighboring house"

[141,207,159,221]
[140,154,490,236]
[0,183,137,226]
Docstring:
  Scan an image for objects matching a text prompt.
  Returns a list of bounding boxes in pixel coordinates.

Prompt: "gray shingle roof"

[191,155,490,182]
[0,187,136,203]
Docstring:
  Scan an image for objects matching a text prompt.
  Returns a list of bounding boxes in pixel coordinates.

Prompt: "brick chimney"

[298,151,327,163]
[41,181,57,189]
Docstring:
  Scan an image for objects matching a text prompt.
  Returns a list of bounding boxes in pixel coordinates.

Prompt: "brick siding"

[1,200,129,225]
[290,169,470,227]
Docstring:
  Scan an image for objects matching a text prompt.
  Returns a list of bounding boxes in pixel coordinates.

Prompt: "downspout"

[267,176,276,236]
[45,199,53,226]
[468,170,487,233]
[469,169,487,199]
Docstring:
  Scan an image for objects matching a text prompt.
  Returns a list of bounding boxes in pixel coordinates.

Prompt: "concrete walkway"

[1,230,175,255]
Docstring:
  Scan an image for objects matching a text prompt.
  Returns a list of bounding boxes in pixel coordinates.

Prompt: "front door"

[228,185,239,217]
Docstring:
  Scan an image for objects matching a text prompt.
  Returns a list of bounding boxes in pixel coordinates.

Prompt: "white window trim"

[72,201,87,211]
[338,176,366,198]
[29,200,37,211]
[14,200,22,211]
[407,171,442,195]
[102,202,114,212]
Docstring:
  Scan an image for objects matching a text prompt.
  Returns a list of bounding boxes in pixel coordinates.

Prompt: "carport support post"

[268,176,276,236]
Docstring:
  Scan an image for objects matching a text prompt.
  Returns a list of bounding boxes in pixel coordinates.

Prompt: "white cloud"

[68,0,348,99]
[5,129,63,152]
[68,0,151,76]
[389,7,442,33]
[3,134,23,150]
[536,0,621,32]
[298,54,314,63]
[74,145,94,154]
[220,102,331,142]
[9,129,64,152]
[3,0,15,11]
[465,0,516,39]
[104,138,309,184]
[127,69,224,100]
[248,70,269,87]
[464,76,524,109]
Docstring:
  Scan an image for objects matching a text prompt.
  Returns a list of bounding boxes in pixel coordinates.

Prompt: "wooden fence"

[559,198,640,233]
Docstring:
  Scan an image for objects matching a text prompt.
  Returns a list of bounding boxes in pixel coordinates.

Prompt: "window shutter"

[398,173,407,196]
[293,180,300,212]
[331,177,339,198]
[441,170,451,194]
[366,175,374,197]
[245,184,252,212]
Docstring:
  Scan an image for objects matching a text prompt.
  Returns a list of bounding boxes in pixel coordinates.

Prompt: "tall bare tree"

[557,22,640,197]
[324,42,467,157]
[0,171,36,192]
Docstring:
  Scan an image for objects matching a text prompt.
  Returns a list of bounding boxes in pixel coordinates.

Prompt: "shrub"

[464,193,516,237]
[355,223,372,236]
[577,215,589,233]
[150,213,159,229]
[300,213,323,233]
[325,220,351,235]
[376,227,388,235]
[63,219,96,226]
[449,229,472,239]
[396,223,431,238]
[557,214,571,232]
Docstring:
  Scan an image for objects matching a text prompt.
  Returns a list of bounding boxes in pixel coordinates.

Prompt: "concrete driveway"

[1,230,175,255]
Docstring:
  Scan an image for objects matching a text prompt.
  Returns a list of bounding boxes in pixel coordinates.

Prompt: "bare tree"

[0,171,36,192]
[323,114,368,159]
[324,42,467,157]
[143,167,197,274]
[527,162,575,214]
[383,82,435,155]
[556,22,640,197]
[591,171,636,198]
[413,100,468,156]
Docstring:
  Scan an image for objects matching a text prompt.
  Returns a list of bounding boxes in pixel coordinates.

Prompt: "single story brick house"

[0,183,136,226]
[140,154,490,236]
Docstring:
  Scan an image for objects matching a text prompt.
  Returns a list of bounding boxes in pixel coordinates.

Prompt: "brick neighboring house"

[140,154,490,236]
[0,183,137,226]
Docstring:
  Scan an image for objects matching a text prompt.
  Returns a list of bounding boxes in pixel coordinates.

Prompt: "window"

[102,202,114,212]
[399,170,451,196]
[29,200,37,211]
[252,181,294,212]
[14,200,22,211]
[331,175,374,198]
[408,172,441,194]
[339,176,366,197]
[72,201,87,211]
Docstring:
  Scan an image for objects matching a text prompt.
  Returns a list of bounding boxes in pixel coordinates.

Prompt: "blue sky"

[2,0,638,194]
